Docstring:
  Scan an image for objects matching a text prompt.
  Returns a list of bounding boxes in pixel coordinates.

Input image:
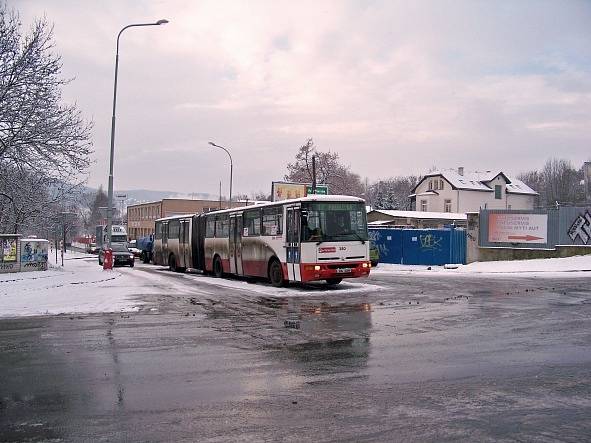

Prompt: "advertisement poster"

[488,213,548,244]
[272,182,329,202]
[272,182,306,201]
[1,238,17,262]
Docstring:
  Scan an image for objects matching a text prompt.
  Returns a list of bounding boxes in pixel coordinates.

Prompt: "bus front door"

[286,207,301,282]
[229,214,243,275]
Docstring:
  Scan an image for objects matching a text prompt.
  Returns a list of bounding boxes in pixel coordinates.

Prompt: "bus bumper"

[299,262,371,282]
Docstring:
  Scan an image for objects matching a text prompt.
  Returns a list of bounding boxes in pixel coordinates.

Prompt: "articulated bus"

[153,195,371,286]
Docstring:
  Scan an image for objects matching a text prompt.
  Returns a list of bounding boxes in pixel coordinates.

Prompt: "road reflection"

[257,297,373,375]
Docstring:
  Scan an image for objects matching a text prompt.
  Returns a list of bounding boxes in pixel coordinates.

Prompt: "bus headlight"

[362,262,369,268]
[314,265,321,271]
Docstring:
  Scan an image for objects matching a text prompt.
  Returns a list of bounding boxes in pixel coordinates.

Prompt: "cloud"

[16,0,591,194]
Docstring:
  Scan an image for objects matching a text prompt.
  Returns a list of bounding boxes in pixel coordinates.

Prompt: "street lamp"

[106,19,169,248]
[208,142,233,205]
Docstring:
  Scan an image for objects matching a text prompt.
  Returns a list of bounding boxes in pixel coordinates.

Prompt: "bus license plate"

[336,267,351,273]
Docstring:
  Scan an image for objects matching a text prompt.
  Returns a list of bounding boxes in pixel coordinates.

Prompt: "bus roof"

[199,195,365,216]
[154,195,365,222]
[154,213,195,222]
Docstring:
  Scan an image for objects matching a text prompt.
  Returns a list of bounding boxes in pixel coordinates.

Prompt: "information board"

[488,213,548,244]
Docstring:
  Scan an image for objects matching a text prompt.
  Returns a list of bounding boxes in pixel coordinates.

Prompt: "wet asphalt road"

[1,261,591,442]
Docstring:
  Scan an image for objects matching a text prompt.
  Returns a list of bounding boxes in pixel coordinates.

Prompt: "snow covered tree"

[284,139,364,197]
[368,176,420,210]
[0,5,92,234]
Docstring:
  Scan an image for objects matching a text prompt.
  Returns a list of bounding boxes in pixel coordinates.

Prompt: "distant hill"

[84,187,218,210]
[117,189,218,207]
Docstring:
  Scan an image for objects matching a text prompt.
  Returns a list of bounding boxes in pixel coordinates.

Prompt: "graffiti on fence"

[568,210,591,244]
[420,234,442,251]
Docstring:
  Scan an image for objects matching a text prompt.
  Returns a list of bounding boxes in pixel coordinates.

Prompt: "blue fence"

[369,227,467,265]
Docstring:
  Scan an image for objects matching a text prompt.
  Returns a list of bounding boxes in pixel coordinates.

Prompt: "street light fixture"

[106,19,169,248]
[208,142,234,205]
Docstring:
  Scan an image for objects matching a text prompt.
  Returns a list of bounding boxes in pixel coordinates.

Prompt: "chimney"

[458,166,464,176]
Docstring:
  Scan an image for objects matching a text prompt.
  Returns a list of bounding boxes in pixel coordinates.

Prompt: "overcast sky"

[17,0,591,197]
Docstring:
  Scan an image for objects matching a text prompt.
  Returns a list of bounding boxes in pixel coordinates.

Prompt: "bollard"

[103,248,113,270]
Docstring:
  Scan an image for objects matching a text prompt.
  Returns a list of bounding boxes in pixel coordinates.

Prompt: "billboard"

[1,237,17,262]
[488,213,548,244]
[20,239,49,272]
[272,182,329,202]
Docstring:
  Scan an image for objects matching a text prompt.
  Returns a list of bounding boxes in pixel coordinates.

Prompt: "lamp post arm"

[106,20,167,247]
[209,142,234,203]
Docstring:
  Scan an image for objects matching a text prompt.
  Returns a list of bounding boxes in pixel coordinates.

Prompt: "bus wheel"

[213,256,223,278]
[326,278,342,286]
[268,259,285,287]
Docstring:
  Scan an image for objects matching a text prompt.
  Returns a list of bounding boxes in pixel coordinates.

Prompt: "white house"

[409,167,538,213]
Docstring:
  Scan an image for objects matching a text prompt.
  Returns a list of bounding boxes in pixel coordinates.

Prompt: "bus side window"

[206,218,215,238]
[215,215,229,238]
[244,210,261,236]
[262,207,282,236]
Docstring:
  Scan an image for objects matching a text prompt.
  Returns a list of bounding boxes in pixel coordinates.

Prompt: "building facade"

[409,168,537,214]
[127,199,247,240]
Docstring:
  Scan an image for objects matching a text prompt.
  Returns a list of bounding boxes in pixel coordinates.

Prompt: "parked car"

[98,243,135,267]
[87,243,98,254]
[136,234,154,264]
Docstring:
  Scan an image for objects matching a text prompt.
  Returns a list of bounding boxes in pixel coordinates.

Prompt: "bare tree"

[285,139,364,197]
[519,158,585,208]
[0,5,92,234]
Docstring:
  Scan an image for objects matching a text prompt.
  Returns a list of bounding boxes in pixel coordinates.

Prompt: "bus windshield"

[301,202,368,243]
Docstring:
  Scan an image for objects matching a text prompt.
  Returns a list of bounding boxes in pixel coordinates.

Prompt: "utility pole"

[584,161,591,204]
[311,155,317,194]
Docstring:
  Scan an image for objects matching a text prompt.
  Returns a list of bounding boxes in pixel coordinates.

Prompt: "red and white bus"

[153,195,371,286]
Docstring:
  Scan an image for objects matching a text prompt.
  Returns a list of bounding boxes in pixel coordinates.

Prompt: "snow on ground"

[188,273,383,297]
[142,265,384,298]
[0,251,156,318]
[371,254,591,277]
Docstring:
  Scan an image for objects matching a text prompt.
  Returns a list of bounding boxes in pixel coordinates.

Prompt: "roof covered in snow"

[368,209,467,220]
[412,169,538,195]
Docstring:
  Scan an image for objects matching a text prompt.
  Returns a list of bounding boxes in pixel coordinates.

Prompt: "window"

[428,180,433,190]
[206,217,216,238]
[301,202,368,242]
[215,215,229,238]
[440,180,444,190]
[169,219,180,239]
[495,185,502,199]
[155,222,162,240]
[243,209,261,236]
[262,207,283,236]
[444,199,452,213]
[420,200,427,212]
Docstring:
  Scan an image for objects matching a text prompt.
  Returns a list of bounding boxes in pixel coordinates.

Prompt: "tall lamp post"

[106,19,169,248]
[208,142,233,205]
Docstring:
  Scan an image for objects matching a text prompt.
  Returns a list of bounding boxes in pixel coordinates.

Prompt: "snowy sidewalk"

[0,251,149,318]
[371,254,591,277]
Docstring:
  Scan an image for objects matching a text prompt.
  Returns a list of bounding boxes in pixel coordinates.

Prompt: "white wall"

[415,174,534,213]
